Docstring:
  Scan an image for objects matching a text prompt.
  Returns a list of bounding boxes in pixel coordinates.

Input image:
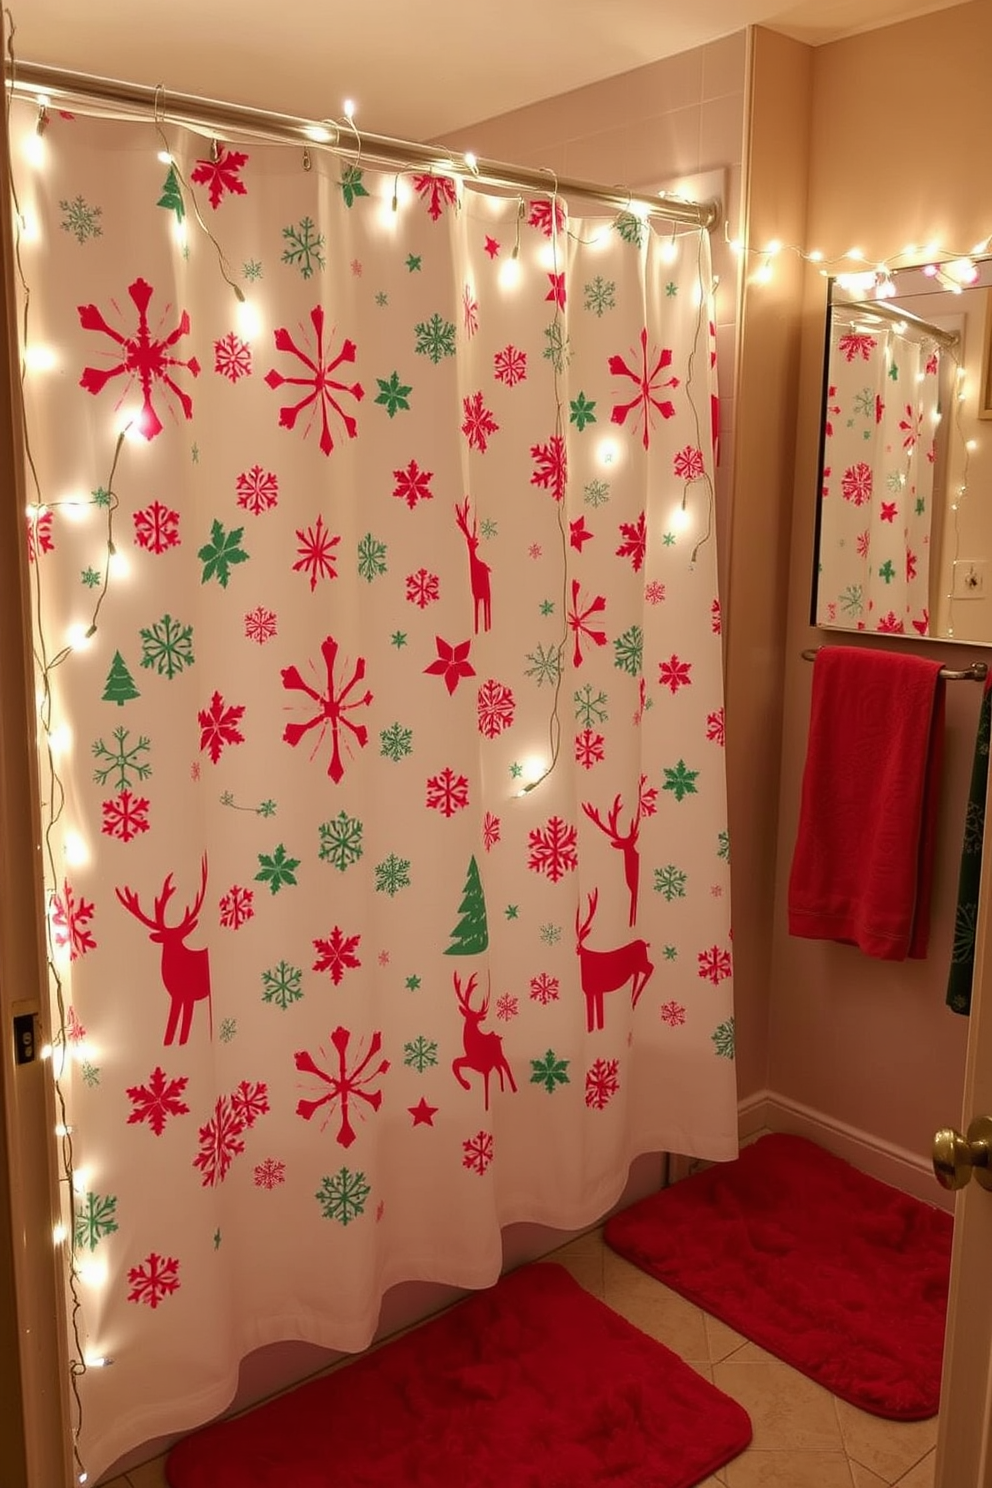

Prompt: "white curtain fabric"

[13,97,737,1479]
[816,307,941,635]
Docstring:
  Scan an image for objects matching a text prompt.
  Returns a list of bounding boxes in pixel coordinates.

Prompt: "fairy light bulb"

[64,831,88,867]
[24,345,57,373]
[498,256,521,290]
[343,99,356,121]
[660,236,678,265]
[672,503,691,532]
[52,1223,67,1246]
[157,150,172,165]
[464,151,478,172]
[66,622,96,651]
[108,547,130,579]
[71,1168,88,1195]
[236,297,262,339]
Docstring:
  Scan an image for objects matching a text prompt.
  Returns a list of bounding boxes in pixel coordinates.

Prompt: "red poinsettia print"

[426,767,470,817]
[406,568,440,608]
[52,882,96,960]
[101,789,151,843]
[462,1130,494,1175]
[698,944,733,985]
[265,306,364,457]
[609,329,679,449]
[575,728,605,770]
[494,345,527,386]
[461,392,499,453]
[282,635,372,783]
[530,434,567,501]
[191,145,249,209]
[527,816,579,882]
[244,606,277,644]
[529,973,559,1005]
[658,655,692,694]
[567,580,608,668]
[295,1025,388,1148]
[254,1158,286,1189]
[876,611,906,634]
[483,811,501,851]
[236,465,279,514]
[837,331,876,362]
[193,1093,246,1185]
[616,513,647,572]
[231,1078,270,1130]
[312,926,362,985]
[673,445,705,480]
[412,173,458,220]
[660,1001,687,1028]
[126,1066,190,1135]
[26,508,54,562]
[133,500,180,553]
[706,708,726,746]
[214,331,252,383]
[585,1057,620,1110]
[78,277,201,439]
[424,636,475,695]
[198,691,246,764]
[841,463,873,505]
[293,514,340,589]
[219,885,254,929]
[127,1252,180,1308]
[393,459,433,509]
[477,678,515,738]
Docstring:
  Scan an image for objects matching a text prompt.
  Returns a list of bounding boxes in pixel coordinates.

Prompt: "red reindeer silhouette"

[582,793,641,926]
[575,889,653,1033]
[116,855,211,1046]
[451,972,516,1109]
[455,497,491,633]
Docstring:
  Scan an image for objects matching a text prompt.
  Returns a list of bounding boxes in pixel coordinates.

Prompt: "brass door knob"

[933,1115,992,1191]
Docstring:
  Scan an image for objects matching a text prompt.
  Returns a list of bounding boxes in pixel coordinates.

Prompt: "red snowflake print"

[575,728,605,769]
[906,549,918,583]
[527,816,579,883]
[133,500,180,553]
[528,199,566,238]
[78,276,201,440]
[236,465,279,514]
[231,1078,270,1129]
[463,284,479,337]
[711,598,722,635]
[282,634,372,783]
[698,944,733,985]
[412,173,458,220]
[706,708,726,746]
[462,1129,494,1176]
[528,543,542,560]
[546,272,566,309]
[660,1001,687,1027]
[219,885,254,930]
[494,345,527,386]
[880,501,898,523]
[295,1025,389,1148]
[483,811,501,851]
[126,1066,190,1135]
[570,516,593,552]
[406,568,440,608]
[198,691,246,764]
[253,1158,286,1189]
[925,351,939,376]
[530,434,567,502]
[836,331,876,362]
[52,882,96,960]
[659,655,692,694]
[265,305,364,457]
[66,1006,86,1043]
[378,950,390,967]
[477,678,515,738]
[616,512,647,572]
[609,329,679,449]
[876,611,906,634]
[312,926,362,985]
[214,331,252,383]
[424,636,475,695]
[823,385,840,439]
[529,973,560,1006]
[496,993,518,1021]
[585,1057,620,1110]
[673,445,705,480]
[101,789,150,843]
[244,605,277,644]
[856,529,871,559]
[127,1252,180,1309]
[191,145,249,208]
[633,677,648,727]
[426,766,470,817]
[393,459,434,509]
[645,580,666,605]
[461,391,499,453]
[567,580,608,668]
[638,774,659,817]
[193,1094,246,1186]
[26,508,54,562]
[841,463,873,505]
[484,235,500,259]
[293,513,340,590]
[350,259,363,278]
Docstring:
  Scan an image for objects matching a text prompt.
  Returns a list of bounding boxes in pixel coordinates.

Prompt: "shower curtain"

[12,95,737,1480]
[815,306,942,635]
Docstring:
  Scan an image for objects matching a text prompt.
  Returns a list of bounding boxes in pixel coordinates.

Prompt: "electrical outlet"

[952,559,987,599]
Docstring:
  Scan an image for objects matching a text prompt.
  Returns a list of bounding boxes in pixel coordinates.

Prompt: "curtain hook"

[302,146,312,172]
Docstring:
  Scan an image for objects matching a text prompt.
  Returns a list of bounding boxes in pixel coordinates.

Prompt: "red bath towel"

[788,647,945,960]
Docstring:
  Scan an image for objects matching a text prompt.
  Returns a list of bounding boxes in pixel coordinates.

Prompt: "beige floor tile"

[895,1449,936,1487]
[849,1463,889,1487]
[712,1358,845,1452]
[725,1450,854,1487]
[602,1251,709,1359]
[113,1457,171,1487]
[705,1312,750,1362]
[834,1398,939,1484]
[549,1230,605,1298]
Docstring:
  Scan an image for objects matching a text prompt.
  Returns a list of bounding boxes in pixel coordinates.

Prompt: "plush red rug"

[166,1262,751,1487]
[604,1133,953,1420]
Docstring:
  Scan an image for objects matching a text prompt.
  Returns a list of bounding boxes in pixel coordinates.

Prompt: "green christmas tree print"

[157,166,185,222]
[102,650,140,706]
[445,856,489,955]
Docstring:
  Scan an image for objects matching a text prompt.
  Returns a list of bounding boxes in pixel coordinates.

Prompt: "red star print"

[424,636,476,695]
[569,516,593,552]
[880,502,898,522]
[484,236,500,259]
[409,1097,438,1127]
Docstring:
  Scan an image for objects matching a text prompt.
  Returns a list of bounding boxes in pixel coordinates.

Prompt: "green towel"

[947,675,992,1015]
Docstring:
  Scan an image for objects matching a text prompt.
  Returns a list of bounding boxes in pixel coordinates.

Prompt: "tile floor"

[102,1226,937,1488]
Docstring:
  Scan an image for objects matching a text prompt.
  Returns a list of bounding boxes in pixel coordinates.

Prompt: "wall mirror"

[811,257,992,644]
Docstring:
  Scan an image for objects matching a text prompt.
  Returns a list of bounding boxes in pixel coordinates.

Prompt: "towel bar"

[800,647,988,682]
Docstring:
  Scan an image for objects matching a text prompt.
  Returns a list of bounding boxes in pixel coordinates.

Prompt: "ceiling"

[13,0,960,141]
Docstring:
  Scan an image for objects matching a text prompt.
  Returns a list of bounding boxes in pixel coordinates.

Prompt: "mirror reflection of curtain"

[816,312,942,636]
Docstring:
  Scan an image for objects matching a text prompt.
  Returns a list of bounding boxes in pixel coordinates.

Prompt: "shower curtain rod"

[7,60,720,230]
[831,293,960,351]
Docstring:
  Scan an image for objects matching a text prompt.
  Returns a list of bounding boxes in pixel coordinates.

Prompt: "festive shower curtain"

[816,305,942,635]
[12,96,736,1479]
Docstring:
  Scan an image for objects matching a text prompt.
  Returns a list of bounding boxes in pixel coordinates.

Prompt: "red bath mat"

[166,1261,751,1487]
[604,1132,953,1419]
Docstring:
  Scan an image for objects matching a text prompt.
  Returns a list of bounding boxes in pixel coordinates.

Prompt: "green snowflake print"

[614,210,647,247]
[540,923,562,947]
[505,904,519,920]
[665,281,678,297]
[380,722,413,761]
[839,585,864,617]
[662,531,676,546]
[255,844,300,894]
[198,519,249,588]
[613,624,643,677]
[339,164,371,206]
[480,519,497,539]
[316,1167,370,1226]
[375,291,389,307]
[391,631,407,647]
[406,254,422,271]
[92,726,151,791]
[414,313,456,364]
[525,643,562,687]
[887,470,907,494]
[663,945,678,961]
[574,683,608,727]
[261,960,303,1009]
[712,1017,736,1060]
[915,496,926,516]
[510,762,524,778]
[60,195,103,244]
[81,566,102,588]
[281,216,325,278]
[74,1192,118,1252]
[219,1018,237,1042]
[584,276,616,316]
[717,829,730,862]
[258,799,277,818]
[543,321,571,373]
[140,614,195,678]
[663,759,699,802]
[213,1228,222,1250]
[242,259,263,281]
[403,1035,438,1073]
[654,864,687,901]
[569,393,597,430]
[319,811,364,871]
[374,371,413,417]
[888,361,899,381]
[358,532,388,582]
[540,599,555,616]
[220,791,235,807]
[92,486,112,507]
[375,853,411,896]
[584,479,610,508]
[191,442,200,463]
[854,387,874,418]
[877,559,896,584]
[405,974,422,991]
[80,1062,101,1087]
[530,1049,570,1094]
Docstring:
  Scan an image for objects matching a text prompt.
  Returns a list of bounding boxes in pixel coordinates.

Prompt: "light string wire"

[728,219,992,293]
[683,228,717,567]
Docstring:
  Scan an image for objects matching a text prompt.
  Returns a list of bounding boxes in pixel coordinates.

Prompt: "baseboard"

[737,1088,954,1214]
